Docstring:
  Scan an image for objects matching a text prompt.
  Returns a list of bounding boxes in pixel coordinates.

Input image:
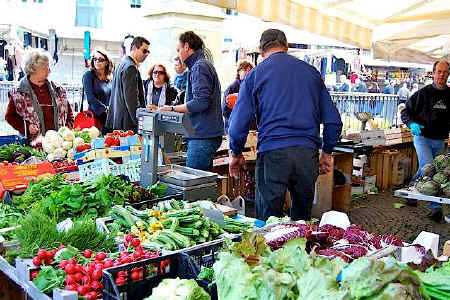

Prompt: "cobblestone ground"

[348,190,450,252]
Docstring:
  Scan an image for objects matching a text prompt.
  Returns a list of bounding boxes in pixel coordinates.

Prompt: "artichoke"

[443,166,450,178]
[433,154,450,172]
[416,180,440,196]
[442,182,450,197]
[421,163,436,178]
[433,172,448,185]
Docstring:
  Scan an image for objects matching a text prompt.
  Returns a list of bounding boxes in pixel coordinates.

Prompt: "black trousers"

[255,146,319,221]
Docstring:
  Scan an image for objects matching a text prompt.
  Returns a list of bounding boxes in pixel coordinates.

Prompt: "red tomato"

[130,271,140,281]
[112,130,121,136]
[126,130,134,136]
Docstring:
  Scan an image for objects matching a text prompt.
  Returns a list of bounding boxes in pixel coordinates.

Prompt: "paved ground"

[348,190,449,252]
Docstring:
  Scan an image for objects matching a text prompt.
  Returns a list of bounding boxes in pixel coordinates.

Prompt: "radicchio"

[316,249,352,263]
[265,226,303,250]
[370,234,404,249]
[342,225,372,245]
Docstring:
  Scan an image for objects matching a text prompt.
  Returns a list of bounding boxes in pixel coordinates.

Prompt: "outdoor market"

[0,0,450,299]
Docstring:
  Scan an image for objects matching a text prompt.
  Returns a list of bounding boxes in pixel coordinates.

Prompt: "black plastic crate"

[183,236,241,268]
[125,192,184,209]
[102,252,210,300]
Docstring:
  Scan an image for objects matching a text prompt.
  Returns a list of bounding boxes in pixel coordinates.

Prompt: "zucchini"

[183,220,203,229]
[141,241,165,251]
[165,214,200,223]
[170,218,179,232]
[200,228,209,238]
[194,236,206,244]
[161,229,192,248]
[154,233,177,250]
[165,207,201,218]
[223,224,246,233]
[125,206,152,218]
[111,205,135,228]
[176,227,200,237]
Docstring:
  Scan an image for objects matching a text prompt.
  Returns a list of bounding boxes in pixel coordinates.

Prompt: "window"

[131,0,141,8]
[75,0,103,28]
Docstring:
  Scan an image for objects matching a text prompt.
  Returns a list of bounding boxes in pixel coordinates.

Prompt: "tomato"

[125,234,134,242]
[113,137,120,146]
[115,276,126,286]
[30,270,39,280]
[37,249,47,260]
[82,249,92,258]
[112,130,121,136]
[104,136,114,147]
[119,132,128,137]
[32,257,41,266]
[126,130,134,136]
[65,264,76,275]
[95,252,106,261]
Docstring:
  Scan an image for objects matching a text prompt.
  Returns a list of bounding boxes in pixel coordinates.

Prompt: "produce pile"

[263,223,415,262]
[110,204,251,251]
[210,233,423,300]
[415,261,450,300]
[30,240,158,299]
[41,127,99,161]
[0,143,46,163]
[416,154,450,196]
[145,278,210,300]
[0,203,23,242]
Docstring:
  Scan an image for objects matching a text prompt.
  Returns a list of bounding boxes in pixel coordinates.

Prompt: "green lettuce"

[145,278,210,300]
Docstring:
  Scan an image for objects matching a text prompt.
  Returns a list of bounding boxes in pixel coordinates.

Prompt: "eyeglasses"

[93,57,106,63]
[153,70,166,75]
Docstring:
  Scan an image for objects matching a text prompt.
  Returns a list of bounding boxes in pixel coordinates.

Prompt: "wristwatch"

[170,106,174,112]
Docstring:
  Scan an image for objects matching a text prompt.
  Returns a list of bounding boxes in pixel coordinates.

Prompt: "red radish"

[74,272,83,282]
[130,271,140,281]
[44,257,53,265]
[125,234,134,242]
[88,261,96,269]
[37,249,47,260]
[82,249,92,258]
[30,270,39,280]
[74,264,83,273]
[77,285,88,296]
[103,259,114,269]
[115,276,126,286]
[117,270,127,278]
[122,256,132,264]
[131,238,140,247]
[82,275,91,285]
[90,280,101,290]
[67,258,77,265]
[59,260,68,269]
[95,252,106,261]
[65,264,76,274]
[132,252,141,260]
[86,291,98,300]
[32,257,41,266]
[65,275,76,285]
[58,245,66,250]
[48,250,57,259]
[91,269,102,281]
[65,284,77,291]
[135,245,143,253]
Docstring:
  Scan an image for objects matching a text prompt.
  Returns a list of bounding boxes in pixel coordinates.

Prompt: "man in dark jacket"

[160,31,224,171]
[401,60,450,222]
[106,36,149,131]
[228,29,342,221]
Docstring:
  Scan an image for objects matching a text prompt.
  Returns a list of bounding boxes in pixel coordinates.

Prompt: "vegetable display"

[415,261,450,300]
[0,143,46,163]
[416,154,450,197]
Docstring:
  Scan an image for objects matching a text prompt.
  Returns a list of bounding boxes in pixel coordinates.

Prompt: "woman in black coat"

[144,64,177,107]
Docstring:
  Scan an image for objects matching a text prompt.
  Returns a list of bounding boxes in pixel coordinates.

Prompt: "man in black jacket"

[106,36,149,131]
[401,60,450,222]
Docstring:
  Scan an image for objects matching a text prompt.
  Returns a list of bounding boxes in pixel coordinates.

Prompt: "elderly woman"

[144,64,178,108]
[5,49,74,143]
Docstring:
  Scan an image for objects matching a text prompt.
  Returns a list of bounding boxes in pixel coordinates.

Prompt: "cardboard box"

[444,240,450,257]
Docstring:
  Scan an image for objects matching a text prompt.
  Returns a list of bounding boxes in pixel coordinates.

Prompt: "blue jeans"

[186,137,222,171]
[255,147,319,221]
[412,135,445,209]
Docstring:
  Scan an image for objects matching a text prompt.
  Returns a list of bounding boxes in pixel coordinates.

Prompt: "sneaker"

[430,208,443,223]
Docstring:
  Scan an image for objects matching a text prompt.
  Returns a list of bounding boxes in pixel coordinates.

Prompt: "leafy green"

[0,203,23,229]
[148,183,167,198]
[32,266,65,293]
[0,143,46,162]
[415,261,450,300]
[231,231,269,264]
[198,267,214,282]
[145,278,210,300]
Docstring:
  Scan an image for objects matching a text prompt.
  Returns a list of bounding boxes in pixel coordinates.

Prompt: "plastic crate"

[125,192,184,209]
[78,158,141,182]
[0,135,27,146]
[102,252,212,300]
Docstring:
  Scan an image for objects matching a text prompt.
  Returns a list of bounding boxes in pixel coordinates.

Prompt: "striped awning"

[196,0,372,49]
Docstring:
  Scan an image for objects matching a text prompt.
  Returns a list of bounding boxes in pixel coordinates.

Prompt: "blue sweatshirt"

[184,50,224,139]
[228,52,342,155]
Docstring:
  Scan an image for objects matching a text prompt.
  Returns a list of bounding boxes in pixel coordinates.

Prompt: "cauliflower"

[87,127,100,139]
[42,139,56,154]
[72,137,84,147]
[67,149,75,160]
[59,127,75,142]
[53,148,67,159]
[46,135,63,149]
[62,141,72,151]
[45,130,59,139]
[46,153,55,162]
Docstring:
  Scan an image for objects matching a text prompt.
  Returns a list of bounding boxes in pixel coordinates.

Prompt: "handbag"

[73,110,101,130]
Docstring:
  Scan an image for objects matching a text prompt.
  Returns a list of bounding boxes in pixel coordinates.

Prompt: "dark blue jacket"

[229,52,342,155]
[184,50,224,139]
[222,78,241,134]
[174,71,188,91]
[82,70,111,116]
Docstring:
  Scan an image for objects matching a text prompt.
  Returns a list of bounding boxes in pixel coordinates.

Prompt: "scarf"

[146,81,167,107]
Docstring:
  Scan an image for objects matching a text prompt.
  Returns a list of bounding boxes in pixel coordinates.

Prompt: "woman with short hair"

[82,48,113,130]
[144,64,177,108]
[5,49,74,143]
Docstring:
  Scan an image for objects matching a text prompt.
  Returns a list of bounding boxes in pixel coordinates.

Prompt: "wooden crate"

[384,128,413,146]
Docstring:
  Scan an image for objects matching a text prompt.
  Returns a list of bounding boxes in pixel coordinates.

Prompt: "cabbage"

[145,278,210,300]
[42,139,56,154]
[72,137,84,147]
[62,141,72,151]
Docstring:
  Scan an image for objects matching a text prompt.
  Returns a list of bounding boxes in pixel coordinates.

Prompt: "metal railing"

[330,92,400,131]
[0,81,84,136]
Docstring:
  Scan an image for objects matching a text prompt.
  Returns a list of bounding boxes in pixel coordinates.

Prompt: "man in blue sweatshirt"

[160,31,224,171]
[228,29,343,221]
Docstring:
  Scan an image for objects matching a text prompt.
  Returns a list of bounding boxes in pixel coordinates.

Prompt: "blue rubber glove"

[409,122,424,136]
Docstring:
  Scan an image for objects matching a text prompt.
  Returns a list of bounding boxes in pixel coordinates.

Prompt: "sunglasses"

[153,70,166,75]
[141,48,150,54]
[93,57,106,62]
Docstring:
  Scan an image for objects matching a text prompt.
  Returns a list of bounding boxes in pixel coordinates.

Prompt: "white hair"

[22,49,52,76]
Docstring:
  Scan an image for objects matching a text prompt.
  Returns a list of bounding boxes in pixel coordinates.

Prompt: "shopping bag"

[74,110,100,130]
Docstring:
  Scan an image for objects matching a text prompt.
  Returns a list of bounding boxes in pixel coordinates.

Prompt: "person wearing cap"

[228,29,342,221]
[401,60,450,222]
